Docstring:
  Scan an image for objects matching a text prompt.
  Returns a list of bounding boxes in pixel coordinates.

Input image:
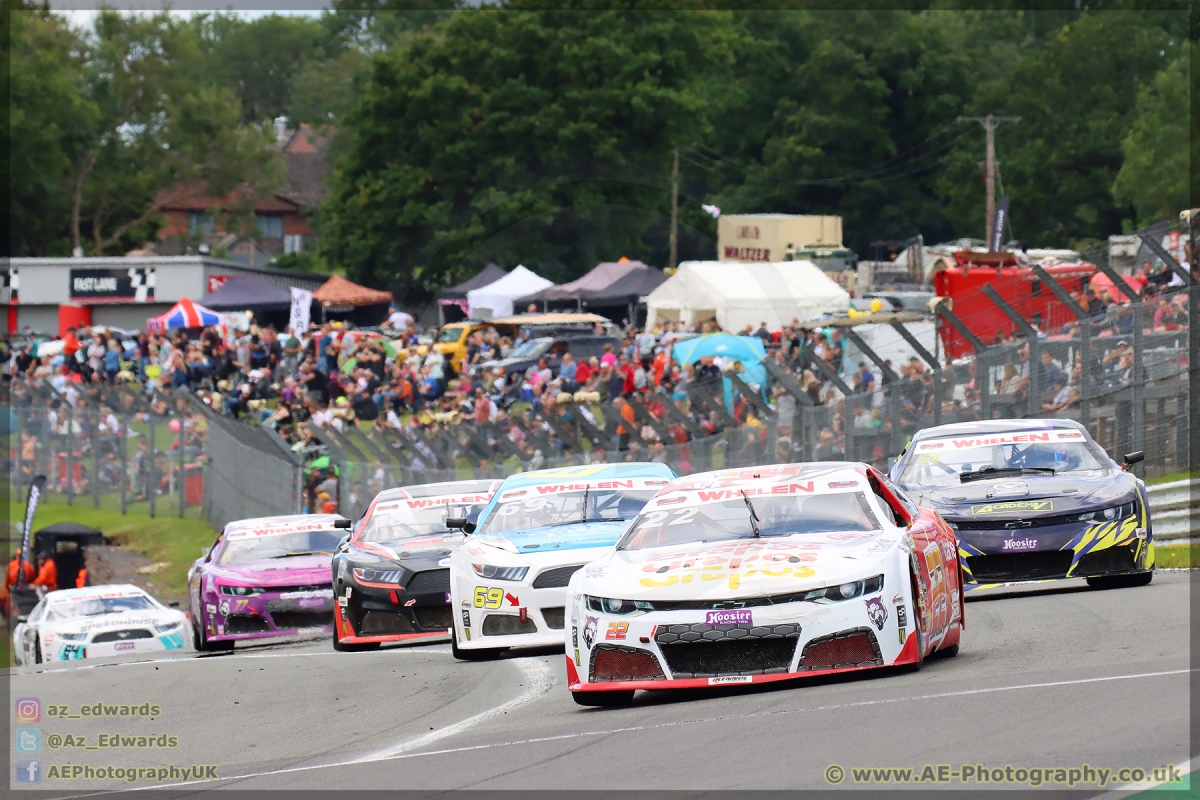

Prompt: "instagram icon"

[15,697,41,723]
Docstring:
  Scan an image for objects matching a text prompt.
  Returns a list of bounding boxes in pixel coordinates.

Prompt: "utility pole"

[958,115,1020,248]
[669,147,679,270]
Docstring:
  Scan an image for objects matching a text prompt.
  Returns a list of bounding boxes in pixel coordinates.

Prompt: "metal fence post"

[65,404,75,505]
[119,413,128,515]
[177,410,187,518]
[14,406,23,497]
[91,410,101,509]
[148,418,157,519]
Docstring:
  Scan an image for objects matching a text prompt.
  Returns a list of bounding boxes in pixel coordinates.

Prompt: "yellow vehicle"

[433,313,609,373]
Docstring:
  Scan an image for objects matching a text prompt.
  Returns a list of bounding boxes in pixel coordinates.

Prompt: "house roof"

[313,274,393,307]
[275,125,332,208]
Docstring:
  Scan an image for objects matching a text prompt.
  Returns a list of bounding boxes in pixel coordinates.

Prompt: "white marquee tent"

[467,265,554,319]
[645,260,851,331]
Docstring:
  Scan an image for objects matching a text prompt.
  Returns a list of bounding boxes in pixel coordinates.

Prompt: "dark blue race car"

[891,419,1152,591]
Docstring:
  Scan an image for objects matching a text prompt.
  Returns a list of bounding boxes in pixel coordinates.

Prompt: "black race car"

[331,479,500,650]
[891,419,1152,591]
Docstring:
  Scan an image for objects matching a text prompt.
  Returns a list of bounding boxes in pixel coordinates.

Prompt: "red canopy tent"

[312,275,393,308]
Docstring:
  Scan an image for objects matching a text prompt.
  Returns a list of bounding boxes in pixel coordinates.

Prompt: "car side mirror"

[16,615,29,624]
[333,519,352,529]
[169,601,180,608]
[446,518,476,534]
[1122,451,1144,467]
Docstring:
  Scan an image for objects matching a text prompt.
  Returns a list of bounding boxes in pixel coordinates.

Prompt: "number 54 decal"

[474,587,504,609]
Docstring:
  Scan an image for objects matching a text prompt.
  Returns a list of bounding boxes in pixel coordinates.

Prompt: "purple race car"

[188,514,349,651]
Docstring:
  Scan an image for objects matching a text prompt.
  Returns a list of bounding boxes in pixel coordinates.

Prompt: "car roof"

[375,479,501,502]
[496,462,676,491]
[653,462,872,497]
[224,513,346,533]
[45,584,148,602]
[910,418,1086,442]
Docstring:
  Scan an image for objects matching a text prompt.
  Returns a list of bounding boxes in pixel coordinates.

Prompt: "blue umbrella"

[672,333,766,368]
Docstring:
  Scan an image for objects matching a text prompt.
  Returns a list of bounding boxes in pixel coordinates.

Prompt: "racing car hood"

[347,532,463,565]
[909,471,1137,520]
[201,554,333,587]
[489,519,629,555]
[576,531,899,601]
[40,609,185,635]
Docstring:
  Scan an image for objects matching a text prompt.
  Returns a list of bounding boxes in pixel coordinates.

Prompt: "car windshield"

[51,595,156,618]
[900,437,1106,488]
[217,529,343,563]
[436,327,465,344]
[479,488,657,534]
[507,338,552,360]
[619,492,881,551]
[360,500,488,544]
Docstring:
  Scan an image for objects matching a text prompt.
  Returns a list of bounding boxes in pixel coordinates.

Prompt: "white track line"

[6,646,451,676]
[1089,757,1193,799]
[60,666,1192,795]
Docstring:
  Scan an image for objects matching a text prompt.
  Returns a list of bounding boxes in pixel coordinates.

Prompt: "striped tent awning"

[146,297,222,331]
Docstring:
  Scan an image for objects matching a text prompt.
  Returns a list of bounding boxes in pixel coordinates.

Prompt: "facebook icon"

[16,758,41,783]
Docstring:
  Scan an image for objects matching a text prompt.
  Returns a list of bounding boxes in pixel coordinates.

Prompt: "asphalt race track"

[9,572,1192,795]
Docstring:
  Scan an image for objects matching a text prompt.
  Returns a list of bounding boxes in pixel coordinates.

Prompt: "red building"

[152,123,330,267]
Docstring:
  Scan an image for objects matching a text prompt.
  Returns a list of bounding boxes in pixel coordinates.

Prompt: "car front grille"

[266,598,334,615]
[799,628,882,670]
[404,569,450,595]
[481,614,538,636]
[91,629,153,643]
[360,611,413,635]
[268,610,330,630]
[413,606,453,630]
[659,638,798,678]
[590,645,665,682]
[262,585,329,595]
[532,565,584,589]
[654,622,802,644]
[966,550,1074,582]
[541,607,565,629]
[224,616,271,634]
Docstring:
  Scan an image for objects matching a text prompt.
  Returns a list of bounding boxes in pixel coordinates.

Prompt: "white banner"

[289,287,312,333]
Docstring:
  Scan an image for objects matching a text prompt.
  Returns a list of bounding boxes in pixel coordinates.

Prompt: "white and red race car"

[564,463,964,706]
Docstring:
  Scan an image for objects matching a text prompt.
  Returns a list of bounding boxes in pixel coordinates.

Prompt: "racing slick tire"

[332,628,380,652]
[192,619,234,653]
[450,630,506,661]
[1086,571,1153,590]
[571,690,635,707]
[934,643,960,658]
[899,569,925,673]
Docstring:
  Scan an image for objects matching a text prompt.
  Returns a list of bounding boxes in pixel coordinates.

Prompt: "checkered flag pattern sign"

[129,267,156,302]
[2,267,17,303]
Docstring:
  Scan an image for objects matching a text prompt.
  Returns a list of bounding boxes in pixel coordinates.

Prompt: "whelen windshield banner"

[69,268,156,302]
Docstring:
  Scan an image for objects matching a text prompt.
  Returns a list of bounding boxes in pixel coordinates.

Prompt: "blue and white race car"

[448,463,676,659]
[891,419,1153,591]
[13,584,188,664]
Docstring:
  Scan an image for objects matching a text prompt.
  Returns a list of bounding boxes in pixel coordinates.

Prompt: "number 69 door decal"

[473,587,504,609]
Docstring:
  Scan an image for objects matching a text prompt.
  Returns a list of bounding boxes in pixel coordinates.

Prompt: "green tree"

[935,11,1177,248]
[320,7,734,297]
[1112,47,1190,225]
[29,11,284,256]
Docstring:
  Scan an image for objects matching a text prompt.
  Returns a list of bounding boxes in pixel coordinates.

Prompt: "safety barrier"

[1148,478,1199,542]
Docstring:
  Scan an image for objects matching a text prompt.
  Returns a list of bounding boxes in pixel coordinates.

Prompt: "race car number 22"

[473,587,504,609]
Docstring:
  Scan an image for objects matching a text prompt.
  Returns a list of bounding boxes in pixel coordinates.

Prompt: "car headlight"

[472,564,528,581]
[352,568,405,584]
[59,632,87,641]
[803,574,884,603]
[1075,501,1136,523]
[584,596,654,615]
[154,621,182,634]
[218,585,262,596]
